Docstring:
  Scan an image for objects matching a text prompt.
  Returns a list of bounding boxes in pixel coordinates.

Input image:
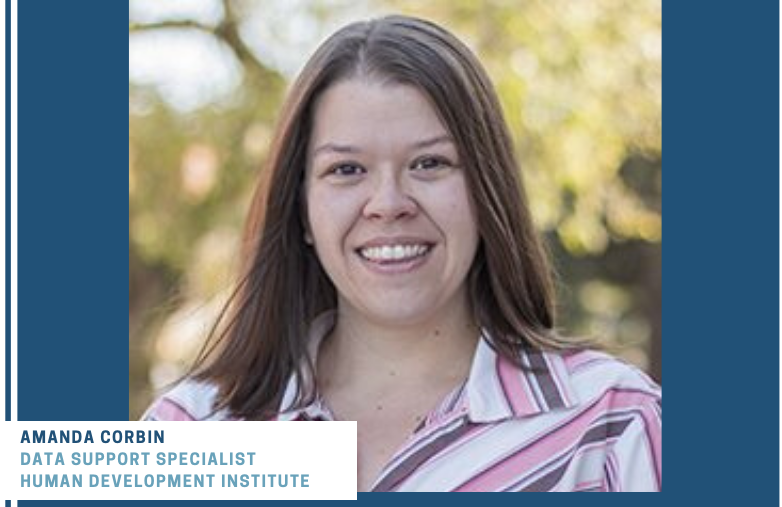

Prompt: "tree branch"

[129,20,216,35]
[217,0,283,87]
[129,1,284,89]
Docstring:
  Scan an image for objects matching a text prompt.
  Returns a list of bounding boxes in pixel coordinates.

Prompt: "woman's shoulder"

[141,378,232,421]
[558,348,661,408]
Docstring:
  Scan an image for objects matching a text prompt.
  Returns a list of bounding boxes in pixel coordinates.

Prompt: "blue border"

[16,0,126,423]
[664,0,779,502]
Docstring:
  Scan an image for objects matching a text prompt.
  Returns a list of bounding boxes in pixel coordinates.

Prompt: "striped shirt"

[144,314,662,492]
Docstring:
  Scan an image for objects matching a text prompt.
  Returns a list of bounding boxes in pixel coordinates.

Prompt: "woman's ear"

[304,229,314,245]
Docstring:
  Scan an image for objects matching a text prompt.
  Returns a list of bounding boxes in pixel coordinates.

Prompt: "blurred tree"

[129,0,661,419]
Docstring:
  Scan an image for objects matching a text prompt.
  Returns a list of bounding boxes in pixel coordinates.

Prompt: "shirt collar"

[276,313,578,423]
[464,332,578,423]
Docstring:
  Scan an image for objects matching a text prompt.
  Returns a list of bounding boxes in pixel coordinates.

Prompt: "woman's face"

[305,79,479,327]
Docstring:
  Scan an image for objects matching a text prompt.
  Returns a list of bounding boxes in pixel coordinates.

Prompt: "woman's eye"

[410,156,451,172]
[328,163,365,177]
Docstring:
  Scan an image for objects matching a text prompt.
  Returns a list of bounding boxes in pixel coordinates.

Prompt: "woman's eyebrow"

[411,134,454,150]
[311,143,361,158]
[311,134,454,159]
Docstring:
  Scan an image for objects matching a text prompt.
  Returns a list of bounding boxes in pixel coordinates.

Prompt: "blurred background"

[129,0,661,419]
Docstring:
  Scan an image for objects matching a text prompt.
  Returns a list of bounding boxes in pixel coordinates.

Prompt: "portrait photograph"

[129,0,661,492]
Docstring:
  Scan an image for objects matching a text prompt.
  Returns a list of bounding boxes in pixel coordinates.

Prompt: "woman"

[144,15,662,492]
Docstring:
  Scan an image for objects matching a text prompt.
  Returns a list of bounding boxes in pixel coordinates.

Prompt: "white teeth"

[359,244,431,262]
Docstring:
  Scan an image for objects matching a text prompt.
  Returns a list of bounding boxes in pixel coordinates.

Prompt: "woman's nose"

[362,172,418,222]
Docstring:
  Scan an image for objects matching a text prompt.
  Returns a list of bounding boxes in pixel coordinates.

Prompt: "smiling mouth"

[357,243,433,264]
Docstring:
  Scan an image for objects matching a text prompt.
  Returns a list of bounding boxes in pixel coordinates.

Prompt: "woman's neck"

[317,302,479,394]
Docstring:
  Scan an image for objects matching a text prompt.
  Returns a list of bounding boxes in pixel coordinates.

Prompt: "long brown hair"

[193,15,579,419]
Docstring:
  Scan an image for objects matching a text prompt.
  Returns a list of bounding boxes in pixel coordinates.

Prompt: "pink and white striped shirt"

[144,315,662,492]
